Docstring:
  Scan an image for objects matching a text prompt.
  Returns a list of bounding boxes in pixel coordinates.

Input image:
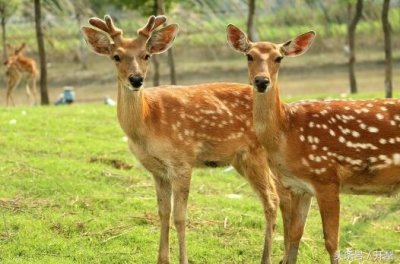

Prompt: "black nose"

[254,77,270,92]
[129,75,143,88]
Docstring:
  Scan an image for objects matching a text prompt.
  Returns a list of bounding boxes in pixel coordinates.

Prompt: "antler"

[137,15,167,43]
[88,15,123,45]
[15,43,26,55]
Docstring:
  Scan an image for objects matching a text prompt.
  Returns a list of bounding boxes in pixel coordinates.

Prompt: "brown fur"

[4,43,38,106]
[82,16,280,264]
[227,24,400,264]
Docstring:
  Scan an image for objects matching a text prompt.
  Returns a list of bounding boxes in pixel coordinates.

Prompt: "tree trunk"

[382,0,392,98]
[75,12,87,70]
[152,56,160,86]
[1,16,6,61]
[153,0,177,85]
[247,0,257,41]
[152,0,162,86]
[34,0,49,105]
[347,0,363,94]
[167,48,176,84]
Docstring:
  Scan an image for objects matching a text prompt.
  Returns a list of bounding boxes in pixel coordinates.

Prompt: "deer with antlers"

[82,15,284,264]
[227,25,400,263]
[4,43,38,106]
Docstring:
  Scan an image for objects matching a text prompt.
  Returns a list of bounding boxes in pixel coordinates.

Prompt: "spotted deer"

[82,15,281,264]
[4,43,38,106]
[227,24,400,264]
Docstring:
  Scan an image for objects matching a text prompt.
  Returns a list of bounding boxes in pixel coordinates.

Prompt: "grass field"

[0,102,399,264]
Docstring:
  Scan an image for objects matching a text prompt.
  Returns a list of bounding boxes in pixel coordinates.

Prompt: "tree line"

[0,0,396,104]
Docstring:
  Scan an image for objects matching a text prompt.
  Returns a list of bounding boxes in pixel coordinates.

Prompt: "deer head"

[4,43,27,66]
[81,15,179,90]
[227,24,315,93]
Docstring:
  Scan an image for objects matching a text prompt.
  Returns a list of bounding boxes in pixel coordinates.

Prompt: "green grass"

[0,103,399,263]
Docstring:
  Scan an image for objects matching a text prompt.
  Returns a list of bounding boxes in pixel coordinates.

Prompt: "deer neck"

[253,77,288,152]
[116,79,148,141]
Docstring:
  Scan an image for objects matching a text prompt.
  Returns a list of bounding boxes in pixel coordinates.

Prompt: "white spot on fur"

[393,153,400,165]
[311,145,317,150]
[359,123,367,129]
[376,113,384,120]
[369,157,377,163]
[351,131,360,137]
[367,126,379,133]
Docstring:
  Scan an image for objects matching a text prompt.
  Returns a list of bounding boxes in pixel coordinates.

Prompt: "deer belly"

[340,184,400,196]
[340,176,400,196]
[280,174,316,195]
[338,166,400,196]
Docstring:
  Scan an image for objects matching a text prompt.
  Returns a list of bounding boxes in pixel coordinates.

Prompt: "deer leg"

[315,185,340,264]
[6,89,14,107]
[233,151,278,264]
[26,76,38,105]
[171,169,191,264]
[285,192,312,264]
[276,182,292,264]
[31,77,38,105]
[26,83,32,105]
[153,175,172,264]
[255,172,278,264]
[6,74,20,107]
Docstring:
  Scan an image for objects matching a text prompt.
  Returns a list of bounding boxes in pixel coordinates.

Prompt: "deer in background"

[4,43,38,106]
[82,15,282,264]
[227,25,400,264]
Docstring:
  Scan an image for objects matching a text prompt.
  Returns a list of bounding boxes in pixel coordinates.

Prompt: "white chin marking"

[125,84,141,91]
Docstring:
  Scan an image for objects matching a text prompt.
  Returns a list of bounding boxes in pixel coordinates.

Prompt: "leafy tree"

[111,0,178,16]
[0,0,20,60]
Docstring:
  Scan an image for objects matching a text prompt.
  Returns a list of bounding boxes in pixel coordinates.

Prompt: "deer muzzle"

[254,76,270,93]
[128,75,144,90]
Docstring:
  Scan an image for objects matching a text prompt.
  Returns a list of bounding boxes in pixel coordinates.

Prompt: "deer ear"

[15,43,26,54]
[281,31,315,57]
[81,26,111,56]
[146,24,179,54]
[6,44,15,54]
[226,24,251,53]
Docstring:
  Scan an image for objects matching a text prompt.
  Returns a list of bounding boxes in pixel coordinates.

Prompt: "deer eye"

[113,55,121,62]
[246,54,254,61]
[144,54,151,60]
[275,56,283,63]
